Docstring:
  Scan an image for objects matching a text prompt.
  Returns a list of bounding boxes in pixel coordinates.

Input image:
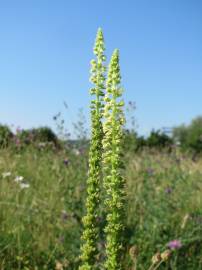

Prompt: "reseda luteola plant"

[80,29,125,270]
[102,49,125,270]
[79,28,106,270]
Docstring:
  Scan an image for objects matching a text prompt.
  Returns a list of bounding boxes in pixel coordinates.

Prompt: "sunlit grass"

[0,146,202,269]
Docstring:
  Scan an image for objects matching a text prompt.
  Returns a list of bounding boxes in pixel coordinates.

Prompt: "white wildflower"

[20,183,30,189]
[2,172,11,178]
[73,148,80,156]
[14,176,24,182]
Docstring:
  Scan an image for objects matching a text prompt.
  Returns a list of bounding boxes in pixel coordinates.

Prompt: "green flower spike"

[79,28,106,270]
[102,49,126,270]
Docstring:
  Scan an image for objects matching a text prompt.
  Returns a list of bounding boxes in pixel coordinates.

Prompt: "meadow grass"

[0,145,202,269]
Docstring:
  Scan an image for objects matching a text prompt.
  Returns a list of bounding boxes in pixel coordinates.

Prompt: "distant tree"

[17,127,58,146]
[173,116,202,153]
[146,129,173,149]
[31,127,58,144]
[172,124,187,146]
[17,129,33,145]
[0,124,13,147]
[123,130,146,152]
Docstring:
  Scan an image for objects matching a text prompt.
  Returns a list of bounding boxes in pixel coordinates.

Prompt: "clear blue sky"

[0,0,202,136]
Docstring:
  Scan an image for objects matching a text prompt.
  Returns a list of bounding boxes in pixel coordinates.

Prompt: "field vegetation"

[0,130,202,269]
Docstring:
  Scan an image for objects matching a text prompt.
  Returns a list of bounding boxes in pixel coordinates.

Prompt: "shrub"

[0,124,13,147]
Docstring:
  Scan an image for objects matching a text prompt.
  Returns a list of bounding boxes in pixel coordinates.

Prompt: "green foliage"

[17,129,33,144]
[30,127,58,144]
[0,146,87,269]
[146,130,173,149]
[173,124,187,145]
[123,130,146,152]
[79,28,106,270]
[102,49,126,270]
[173,116,202,153]
[0,147,202,269]
[17,127,58,146]
[123,129,173,153]
[0,124,13,147]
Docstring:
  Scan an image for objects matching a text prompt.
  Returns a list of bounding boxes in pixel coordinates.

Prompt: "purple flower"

[61,210,70,221]
[15,137,21,146]
[167,240,182,250]
[146,167,154,176]
[63,158,69,166]
[165,187,173,194]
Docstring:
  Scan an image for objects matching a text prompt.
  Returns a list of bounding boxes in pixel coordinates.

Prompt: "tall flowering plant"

[102,49,126,270]
[80,30,126,270]
[79,28,106,270]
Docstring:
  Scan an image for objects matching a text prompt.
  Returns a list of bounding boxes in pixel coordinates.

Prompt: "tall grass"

[0,145,202,269]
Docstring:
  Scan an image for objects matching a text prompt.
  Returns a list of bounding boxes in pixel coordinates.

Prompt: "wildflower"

[61,210,69,221]
[73,148,80,156]
[78,148,84,155]
[165,187,172,194]
[14,176,24,182]
[129,245,139,261]
[151,252,161,264]
[19,183,30,189]
[161,250,171,261]
[55,261,63,270]
[146,167,154,176]
[167,240,182,250]
[63,158,69,166]
[63,259,69,267]
[38,142,46,149]
[15,138,21,146]
[2,172,11,178]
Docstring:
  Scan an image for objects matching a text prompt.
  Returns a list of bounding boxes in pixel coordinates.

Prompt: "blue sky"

[0,0,202,136]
